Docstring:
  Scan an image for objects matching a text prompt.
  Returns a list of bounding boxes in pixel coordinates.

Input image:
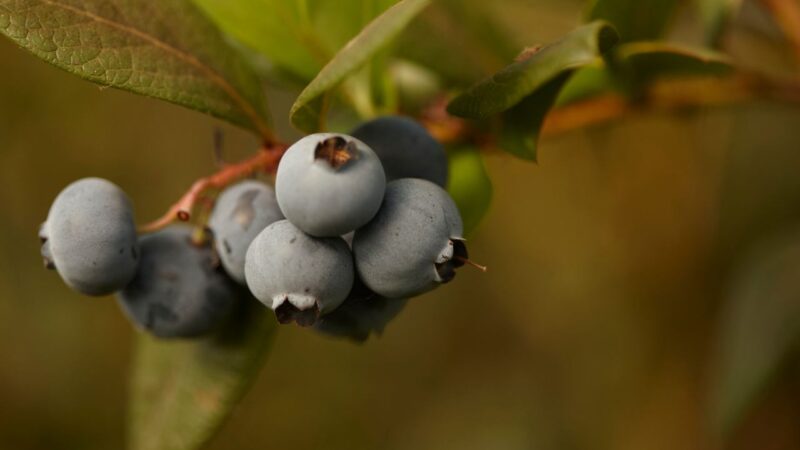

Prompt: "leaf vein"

[35,0,271,139]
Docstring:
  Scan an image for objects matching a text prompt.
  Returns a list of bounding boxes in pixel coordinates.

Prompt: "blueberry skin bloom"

[351,116,448,188]
[209,180,284,284]
[314,276,408,342]
[245,220,354,326]
[40,177,139,296]
[353,178,466,299]
[117,226,239,338]
[275,133,386,237]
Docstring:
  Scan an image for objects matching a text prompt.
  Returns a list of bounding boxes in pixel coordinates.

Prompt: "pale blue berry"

[353,178,466,299]
[245,220,354,325]
[276,133,386,237]
[209,180,283,284]
[41,177,139,296]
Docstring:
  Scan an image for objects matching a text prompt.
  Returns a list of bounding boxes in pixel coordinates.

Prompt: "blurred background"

[2,0,800,449]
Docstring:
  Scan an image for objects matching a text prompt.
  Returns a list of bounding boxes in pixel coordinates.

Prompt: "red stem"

[139,143,288,232]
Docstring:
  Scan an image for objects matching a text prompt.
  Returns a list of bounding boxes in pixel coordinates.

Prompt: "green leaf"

[394,5,490,86]
[696,0,743,47]
[0,0,272,138]
[395,0,526,86]
[615,42,734,86]
[499,74,571,161]
[447,21,619,120]
[447,147,492,235]
[191,0,398,82]
[559,43,733,106]
[191,0,323,81]
[585,0,680,42]
[555,63,617,106]
[445,22,617,160]
[128,298,277,450]
[290,0,431,133]
[711,230,800,437]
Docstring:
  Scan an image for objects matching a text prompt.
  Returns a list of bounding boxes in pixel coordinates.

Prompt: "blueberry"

[275,133,386,237]
[244,220,354,326]
[40,178,139,296]
[209,180,284,284]
[314,276,408,342]
[353,178,466,299]
[117,226,239,338]
[351,116,448,187]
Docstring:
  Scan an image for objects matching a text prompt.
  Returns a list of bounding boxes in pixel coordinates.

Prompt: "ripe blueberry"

[117,226,239,338]
[314,277,408,341]
[275,133,386,237]
[353,178,466,299]
[351,116,448,187]
[244,220,354,326]
[209,180,283,284]
[40,177,139,296]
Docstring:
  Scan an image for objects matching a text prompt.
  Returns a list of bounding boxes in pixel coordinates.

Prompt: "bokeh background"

[2,0,800,449]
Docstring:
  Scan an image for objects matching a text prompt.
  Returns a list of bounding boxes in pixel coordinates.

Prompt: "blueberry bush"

[2,0,800,448]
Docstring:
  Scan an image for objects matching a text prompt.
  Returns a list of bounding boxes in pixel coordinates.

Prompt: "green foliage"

[498,75,571,161]
[447,21,619,160]
[556,64,617,106]
[614,42,734,90]
[696,0,743,47]
[447,147,492,235]
[395,0,518,86]
[711,230,800,437]
[191,0,397,82]
[558,43,733,106]
[586,0,680,42]
[128,299,277,450]
[290,0,430,132]
[447,22,619,119]
[0,0,271,138]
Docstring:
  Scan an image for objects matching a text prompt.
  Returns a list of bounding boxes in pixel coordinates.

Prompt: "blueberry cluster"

[40,116,469,340]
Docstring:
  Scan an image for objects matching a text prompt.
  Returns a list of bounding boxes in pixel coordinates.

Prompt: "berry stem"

[455,255,488,273]
[139,142,288,233]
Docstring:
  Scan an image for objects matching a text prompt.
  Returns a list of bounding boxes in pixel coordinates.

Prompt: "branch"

[543,74,800,135]
[759,0,800,68]
[142,70,800,235]
[421,73,800,147]
[140,143,287,232]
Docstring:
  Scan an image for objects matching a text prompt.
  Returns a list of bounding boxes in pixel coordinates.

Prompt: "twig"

[139,143,287,232]
[759,0,800,68]
[143,70,800,235]
[419,95,481,145]
[542,73,800,135]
